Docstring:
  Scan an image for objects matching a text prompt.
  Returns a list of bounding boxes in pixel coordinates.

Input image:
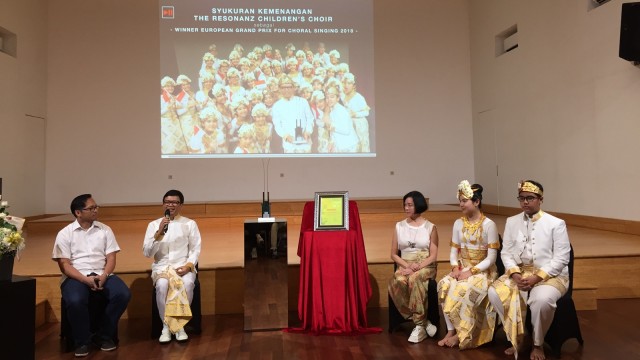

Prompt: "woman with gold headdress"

[388,191,439,344]
[198,52,217,90]
[189,107,227,154]
[322,85,358,153]
[250,103,272,153]
[210,83,232,132]
[437,181,499,349]
[228,98,251,152]
[342,73,370,152]
[175,75,199,141]
[160,76,188,154]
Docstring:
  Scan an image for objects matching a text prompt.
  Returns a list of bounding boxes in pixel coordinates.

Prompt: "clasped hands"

[510,273,542,291]
[284,133,311,143]
[86,273,107,291]
[449,267,472,281]
[399,262,424,276]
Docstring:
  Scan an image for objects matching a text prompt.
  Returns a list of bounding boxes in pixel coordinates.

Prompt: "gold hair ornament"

[518,180,543,196]
[457,180,474,200]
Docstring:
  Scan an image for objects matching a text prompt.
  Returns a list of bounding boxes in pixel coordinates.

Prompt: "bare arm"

[390,228,410,269]
[57,258,96,289]
[422,226,439,268]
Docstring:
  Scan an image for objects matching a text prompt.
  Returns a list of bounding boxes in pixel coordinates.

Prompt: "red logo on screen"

[162,6,174,19]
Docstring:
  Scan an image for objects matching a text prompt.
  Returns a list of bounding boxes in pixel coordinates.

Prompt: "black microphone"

[163,209,170,234]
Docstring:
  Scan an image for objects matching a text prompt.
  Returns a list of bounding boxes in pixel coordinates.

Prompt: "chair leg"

[426,279,440,334]
[60,298,75,352]
[544,297,583,357]
[388,294,406,333]
[151,288,163,339]
[186,278,202,334]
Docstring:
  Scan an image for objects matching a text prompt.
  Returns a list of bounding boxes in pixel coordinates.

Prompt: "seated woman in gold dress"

[437,181,499,349]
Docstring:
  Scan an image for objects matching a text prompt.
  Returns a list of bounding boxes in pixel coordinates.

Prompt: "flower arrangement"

[0,196,25,259]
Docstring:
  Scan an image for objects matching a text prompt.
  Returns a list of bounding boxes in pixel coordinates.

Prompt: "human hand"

[158,217,171,236]
[510,273,528,290]
[457,270,472,281]
[450,267,461,279]
[520,275,542,290]
[86,273,100,291]
[176,266,191,276]
[96,274,108,290]
[409,263,421,272]
[399,267,414,276]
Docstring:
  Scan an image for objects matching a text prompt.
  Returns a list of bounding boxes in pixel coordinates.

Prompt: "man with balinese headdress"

[488,180,570,360]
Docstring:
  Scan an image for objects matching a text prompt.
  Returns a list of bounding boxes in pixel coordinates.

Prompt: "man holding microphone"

[143,190,202,343]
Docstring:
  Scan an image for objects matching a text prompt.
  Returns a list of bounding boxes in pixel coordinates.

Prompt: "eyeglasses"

[163,200,181,206]
[517,196,538,203]
[82,206,100,212]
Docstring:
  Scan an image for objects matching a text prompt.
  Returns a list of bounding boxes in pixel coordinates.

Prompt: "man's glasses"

[163,200,181,206]
[82,206,100,212]
[517,196,538,203]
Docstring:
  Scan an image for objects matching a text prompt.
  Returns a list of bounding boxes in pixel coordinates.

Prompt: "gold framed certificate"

[314,191,349,231]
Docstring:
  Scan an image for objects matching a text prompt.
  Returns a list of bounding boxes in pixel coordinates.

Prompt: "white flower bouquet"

[0,196,25,259]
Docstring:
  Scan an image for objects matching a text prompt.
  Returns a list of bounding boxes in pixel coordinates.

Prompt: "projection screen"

[159,0,374,158]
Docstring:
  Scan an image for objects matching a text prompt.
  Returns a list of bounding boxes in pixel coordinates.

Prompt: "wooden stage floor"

[34,298,640,360]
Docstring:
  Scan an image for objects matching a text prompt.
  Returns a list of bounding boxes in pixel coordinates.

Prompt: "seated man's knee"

[64,293,88,309]
[155,278,169,295]
[62,282,89,307]
[528,291,557,312]
[118,287,132,303]
[184,279,196,293]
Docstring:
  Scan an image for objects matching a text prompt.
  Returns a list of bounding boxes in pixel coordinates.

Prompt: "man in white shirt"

[143,190,202,343]
[488,180,570,360]
[52,194,131,358]
[271,76,314,153]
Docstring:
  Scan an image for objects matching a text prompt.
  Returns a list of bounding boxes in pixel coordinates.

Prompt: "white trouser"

[488,284,562,346]
[441,304,455,331]
[155,272,196,323]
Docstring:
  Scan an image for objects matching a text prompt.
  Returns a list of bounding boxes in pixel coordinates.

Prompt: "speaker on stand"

[619,2,640,65]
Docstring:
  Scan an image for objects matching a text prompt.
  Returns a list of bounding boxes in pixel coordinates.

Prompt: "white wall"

[43,0,474,213]
[0,0,47,216]
[469,0,640,221]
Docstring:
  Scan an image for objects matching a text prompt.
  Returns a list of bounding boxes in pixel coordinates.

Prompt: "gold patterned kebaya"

[437,215,500,349]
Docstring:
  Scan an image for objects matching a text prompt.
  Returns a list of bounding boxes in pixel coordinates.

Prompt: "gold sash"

[153,266,192,333]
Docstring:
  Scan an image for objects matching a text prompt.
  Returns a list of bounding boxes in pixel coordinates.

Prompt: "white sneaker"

[176,328,189,342]
[408,325,427,343]
[159,325,171,343]
[425,321,437,337]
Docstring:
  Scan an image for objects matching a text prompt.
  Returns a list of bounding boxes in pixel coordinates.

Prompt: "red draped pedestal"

[285,201,382,335]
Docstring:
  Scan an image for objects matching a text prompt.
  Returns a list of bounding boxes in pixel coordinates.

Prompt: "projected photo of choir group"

[159,0,374,158]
